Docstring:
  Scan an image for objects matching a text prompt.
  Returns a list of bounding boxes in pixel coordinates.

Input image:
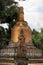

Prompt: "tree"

[0,26,8,49]
[40,28,43,56]
[0,0,19,49]
[0,0,19,24]
[32,29,43,51]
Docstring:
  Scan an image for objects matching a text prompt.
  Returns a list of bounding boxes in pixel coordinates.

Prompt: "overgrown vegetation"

[0,0,19,49]
[32,29,43,51]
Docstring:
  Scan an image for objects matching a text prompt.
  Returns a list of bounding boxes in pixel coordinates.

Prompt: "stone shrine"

[0,7,43,65]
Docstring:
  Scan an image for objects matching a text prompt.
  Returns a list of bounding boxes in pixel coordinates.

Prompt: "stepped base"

[0,42,43,65]
[0,58,43,65]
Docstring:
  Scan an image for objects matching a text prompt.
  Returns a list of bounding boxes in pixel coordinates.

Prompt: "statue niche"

[17,29,26,58]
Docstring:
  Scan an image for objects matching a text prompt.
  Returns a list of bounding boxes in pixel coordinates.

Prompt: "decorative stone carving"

[17,29,26,58]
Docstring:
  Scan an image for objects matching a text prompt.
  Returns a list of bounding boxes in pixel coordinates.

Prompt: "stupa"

[11,7,42,58]
[0,7,43,65]
[11,7,32,43]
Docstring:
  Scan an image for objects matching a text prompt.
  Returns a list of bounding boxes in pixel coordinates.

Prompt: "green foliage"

[32,29,43,51]
[0,0,19,49]
[0,0,19,24]
[0,26,9,49]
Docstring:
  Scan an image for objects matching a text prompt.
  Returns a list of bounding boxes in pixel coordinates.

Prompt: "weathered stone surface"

[0,7,43,65]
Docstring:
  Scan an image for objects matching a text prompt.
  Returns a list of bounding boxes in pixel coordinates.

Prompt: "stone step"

[0,58,14,60]
[0,62,14,65]
[0,58,14,65]
[0,57,43,64]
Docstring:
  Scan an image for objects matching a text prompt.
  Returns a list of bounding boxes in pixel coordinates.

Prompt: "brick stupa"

[0,7,43,65]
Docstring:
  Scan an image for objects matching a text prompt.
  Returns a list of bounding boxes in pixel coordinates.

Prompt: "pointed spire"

[19,7,24,13]
[18,7,24,21]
